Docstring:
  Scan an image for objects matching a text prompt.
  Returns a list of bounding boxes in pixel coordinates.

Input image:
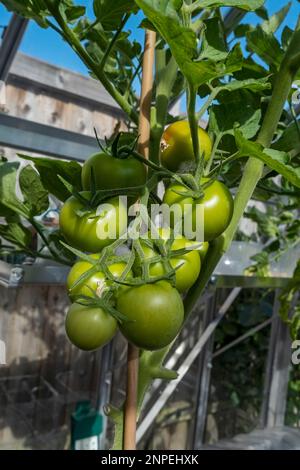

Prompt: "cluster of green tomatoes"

[59,122,234,352]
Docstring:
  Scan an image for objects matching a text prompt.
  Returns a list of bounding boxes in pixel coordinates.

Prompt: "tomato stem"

[130,149,193,190]
[187,83,203,181]
[196,87,218,121]
[149,52,178,166]
[204,132,223,175]
[30,218,72,265]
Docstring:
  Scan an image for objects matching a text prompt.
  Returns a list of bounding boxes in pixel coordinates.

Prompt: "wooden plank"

[5,84,125,138]
[8,53,124,116]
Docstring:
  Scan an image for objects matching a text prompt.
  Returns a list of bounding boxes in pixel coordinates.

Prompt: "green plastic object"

[71,401,103,450]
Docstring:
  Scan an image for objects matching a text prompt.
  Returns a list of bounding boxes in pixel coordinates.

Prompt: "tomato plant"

[2,0,300,452]
[117,281,184,350]
[65,302,117,351]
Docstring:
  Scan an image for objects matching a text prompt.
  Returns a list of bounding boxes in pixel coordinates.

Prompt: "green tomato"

[117,281,184,350]
[65,302,117,351]
[134,228,201,293]
[81,152,147,201]
[59,192,127,253]
[67,254,130,300]
[163,179,234,241]
[161,121,212,172]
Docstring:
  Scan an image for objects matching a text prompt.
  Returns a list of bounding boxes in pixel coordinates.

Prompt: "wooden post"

[123,29,156,451]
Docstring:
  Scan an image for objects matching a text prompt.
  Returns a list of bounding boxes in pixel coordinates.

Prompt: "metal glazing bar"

[260,289,294,428]
[96,341,114,450]
[213,317,273,358]
[0,14,28,81]
[0,113,100,161]
[191,292,218,449]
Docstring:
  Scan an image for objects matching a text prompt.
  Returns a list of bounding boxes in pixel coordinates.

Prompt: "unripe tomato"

[65,303,117,351]
[67,254,130,300]
[81,152,146,198]
[117,281,184,350]
[163,179,234,241]
[135,228,201,293]
[59,192,127,253]
[161,121,212,172]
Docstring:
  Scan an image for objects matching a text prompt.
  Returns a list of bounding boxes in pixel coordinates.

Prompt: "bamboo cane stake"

[123,29,156,451]
[137,29,156,158]
[123,343,139,450]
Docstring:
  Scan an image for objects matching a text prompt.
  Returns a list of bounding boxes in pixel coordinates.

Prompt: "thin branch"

[99,13,130,71]
[196,88,218,121]
[125,54,143,99]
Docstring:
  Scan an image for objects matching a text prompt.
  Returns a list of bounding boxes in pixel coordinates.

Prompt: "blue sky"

[0,0,299,76]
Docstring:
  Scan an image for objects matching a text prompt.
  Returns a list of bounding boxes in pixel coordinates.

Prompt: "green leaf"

[0,223,32,249]
[2,0,86,26]
[0,162,29,218]
[210,101,261,139]
[198,0,264,9]
[245,207,280,238]
[235,4,291,50]
[200,17,228,61]
[18,154,82,201]
[60,4,86,23]
[290,308,300,340]
[139,18,156,31]
[0,202,18,219]
[48,230,76,262]
[281,26,294,50]
[235,131,300,188]
[234,24,251,38]
[255,6,268,20]
[1,0,49,28]
[93,0,137,30]
[272,119,300,154]
[261,3,291,34]
[60,240,98,264]
[279,261,300,338]
[233,57,268,81]
[218,77,271,94]
[135,0,244,87]
[246,27,284,68]
[19,165,49,217]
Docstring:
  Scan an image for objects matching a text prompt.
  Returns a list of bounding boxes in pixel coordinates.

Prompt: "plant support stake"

[123,29,156,451]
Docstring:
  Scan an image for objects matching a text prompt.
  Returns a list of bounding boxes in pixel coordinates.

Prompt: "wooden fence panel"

[0,285,101,449]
